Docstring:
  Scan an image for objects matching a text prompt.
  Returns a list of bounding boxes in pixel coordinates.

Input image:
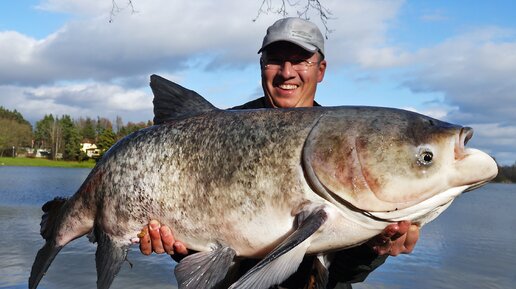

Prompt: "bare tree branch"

[107,1,333,37]
[253,0,334,39]
[109,0,137,23]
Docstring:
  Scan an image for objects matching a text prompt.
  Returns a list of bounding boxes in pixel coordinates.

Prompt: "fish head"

[303,107,498,214]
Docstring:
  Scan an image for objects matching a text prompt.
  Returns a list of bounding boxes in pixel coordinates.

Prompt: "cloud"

[402,27,516,125]
[0,0,408,86]
[402,105,455,120]
[0,0,406,112]
[394,27,516,164]
[35,0,111,15]
[0,82,153,124]
[323,0,407,68]
[466,123,516,165]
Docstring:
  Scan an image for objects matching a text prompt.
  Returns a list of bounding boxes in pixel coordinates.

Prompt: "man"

[139,17,419,288]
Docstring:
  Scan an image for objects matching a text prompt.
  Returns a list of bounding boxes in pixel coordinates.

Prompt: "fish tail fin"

[29,197,68,289]
[29,240,63,289]
[29,196,94,289]
[95,227,129,289]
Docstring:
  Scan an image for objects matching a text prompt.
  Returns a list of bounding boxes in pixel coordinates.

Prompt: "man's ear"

[317,60,327,82]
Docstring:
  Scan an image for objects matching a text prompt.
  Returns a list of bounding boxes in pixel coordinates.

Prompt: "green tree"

[0,119,33,157]
[34,114,55,150]
[117,121,148,140]
[97,117,113,134]
[78,117,97,142]
[61,115,82,161]
[34,114,64,160]
[97,127,116,158]
[0,107,33,156]
[0,106,31,126]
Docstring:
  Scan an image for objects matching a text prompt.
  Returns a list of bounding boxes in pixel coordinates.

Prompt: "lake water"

[0,166,515,289]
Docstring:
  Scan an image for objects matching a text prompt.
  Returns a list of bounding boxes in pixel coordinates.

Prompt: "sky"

[0,0,515,165]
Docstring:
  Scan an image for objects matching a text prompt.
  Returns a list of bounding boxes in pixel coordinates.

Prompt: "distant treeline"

[0,106,152,160]
[493,163,516,183]
[2,106,515,183]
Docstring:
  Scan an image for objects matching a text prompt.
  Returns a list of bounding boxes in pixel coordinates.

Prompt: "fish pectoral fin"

[175,243,236,289]
[95,228,129,289]
[229,207,329,289]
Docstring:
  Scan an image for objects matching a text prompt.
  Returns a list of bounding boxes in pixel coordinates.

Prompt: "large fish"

[29,75,498,289]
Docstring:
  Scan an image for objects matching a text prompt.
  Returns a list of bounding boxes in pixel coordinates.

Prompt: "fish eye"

[417,147,434,166]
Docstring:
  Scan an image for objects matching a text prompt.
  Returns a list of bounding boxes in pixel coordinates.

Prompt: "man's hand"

[137,220,188,256]
[367,221,420,256]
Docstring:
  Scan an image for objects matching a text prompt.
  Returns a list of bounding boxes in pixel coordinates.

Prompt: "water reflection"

[1,167,515,289]
[356,183,516,289]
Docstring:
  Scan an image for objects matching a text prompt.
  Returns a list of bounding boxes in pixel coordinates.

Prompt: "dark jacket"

[230,97,388,289]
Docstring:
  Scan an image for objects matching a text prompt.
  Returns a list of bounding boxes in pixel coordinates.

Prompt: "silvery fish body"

[29,75,498,289]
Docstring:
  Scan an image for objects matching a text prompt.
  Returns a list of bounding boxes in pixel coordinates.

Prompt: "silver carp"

[29,75,498,289]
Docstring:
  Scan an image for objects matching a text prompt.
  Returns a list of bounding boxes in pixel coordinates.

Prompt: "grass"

[0,157,96,168]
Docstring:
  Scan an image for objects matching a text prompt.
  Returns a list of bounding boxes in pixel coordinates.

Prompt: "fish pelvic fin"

[303,255,330,289]
[95,227,129,289]
[175,243,236,289]
[28,241,63,289]
[150,74,217,124]
[229,206,329,289]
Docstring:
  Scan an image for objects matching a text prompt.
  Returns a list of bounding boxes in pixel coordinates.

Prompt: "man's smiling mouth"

[278,84,298,90]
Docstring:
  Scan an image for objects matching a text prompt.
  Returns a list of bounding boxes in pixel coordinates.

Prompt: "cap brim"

[257,40,318,54]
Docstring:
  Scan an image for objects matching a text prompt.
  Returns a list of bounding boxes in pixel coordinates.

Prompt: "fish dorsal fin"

[150,74,217,124]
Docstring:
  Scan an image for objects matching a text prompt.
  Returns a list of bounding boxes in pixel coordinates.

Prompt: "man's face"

[261,42,326,108]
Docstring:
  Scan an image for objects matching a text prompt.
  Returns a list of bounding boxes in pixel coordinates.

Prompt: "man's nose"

[278,61,295,78]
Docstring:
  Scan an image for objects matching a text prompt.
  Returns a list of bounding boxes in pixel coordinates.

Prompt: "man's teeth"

[279,84,297,90]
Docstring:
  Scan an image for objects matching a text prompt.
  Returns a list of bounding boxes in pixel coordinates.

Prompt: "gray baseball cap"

[258,17,325,56]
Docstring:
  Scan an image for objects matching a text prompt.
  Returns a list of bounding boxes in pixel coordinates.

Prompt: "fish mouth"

[464,179,490,192]
[455,127,473,160]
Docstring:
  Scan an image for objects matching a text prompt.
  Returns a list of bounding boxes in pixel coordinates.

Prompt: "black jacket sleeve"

[326,244,388,288]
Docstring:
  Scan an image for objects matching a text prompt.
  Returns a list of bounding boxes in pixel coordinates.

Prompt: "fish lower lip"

[464,180,489,192]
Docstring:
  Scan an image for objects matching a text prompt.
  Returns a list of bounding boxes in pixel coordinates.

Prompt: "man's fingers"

[390,221,410,241]
[403,225,420,253]
[149,220,165,254]
[139,227,152,255]
[382,223,399,238]
[160,225,176,254]
[174,241,188,255]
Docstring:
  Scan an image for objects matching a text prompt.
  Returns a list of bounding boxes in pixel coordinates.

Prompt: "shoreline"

[0,157,95,169]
